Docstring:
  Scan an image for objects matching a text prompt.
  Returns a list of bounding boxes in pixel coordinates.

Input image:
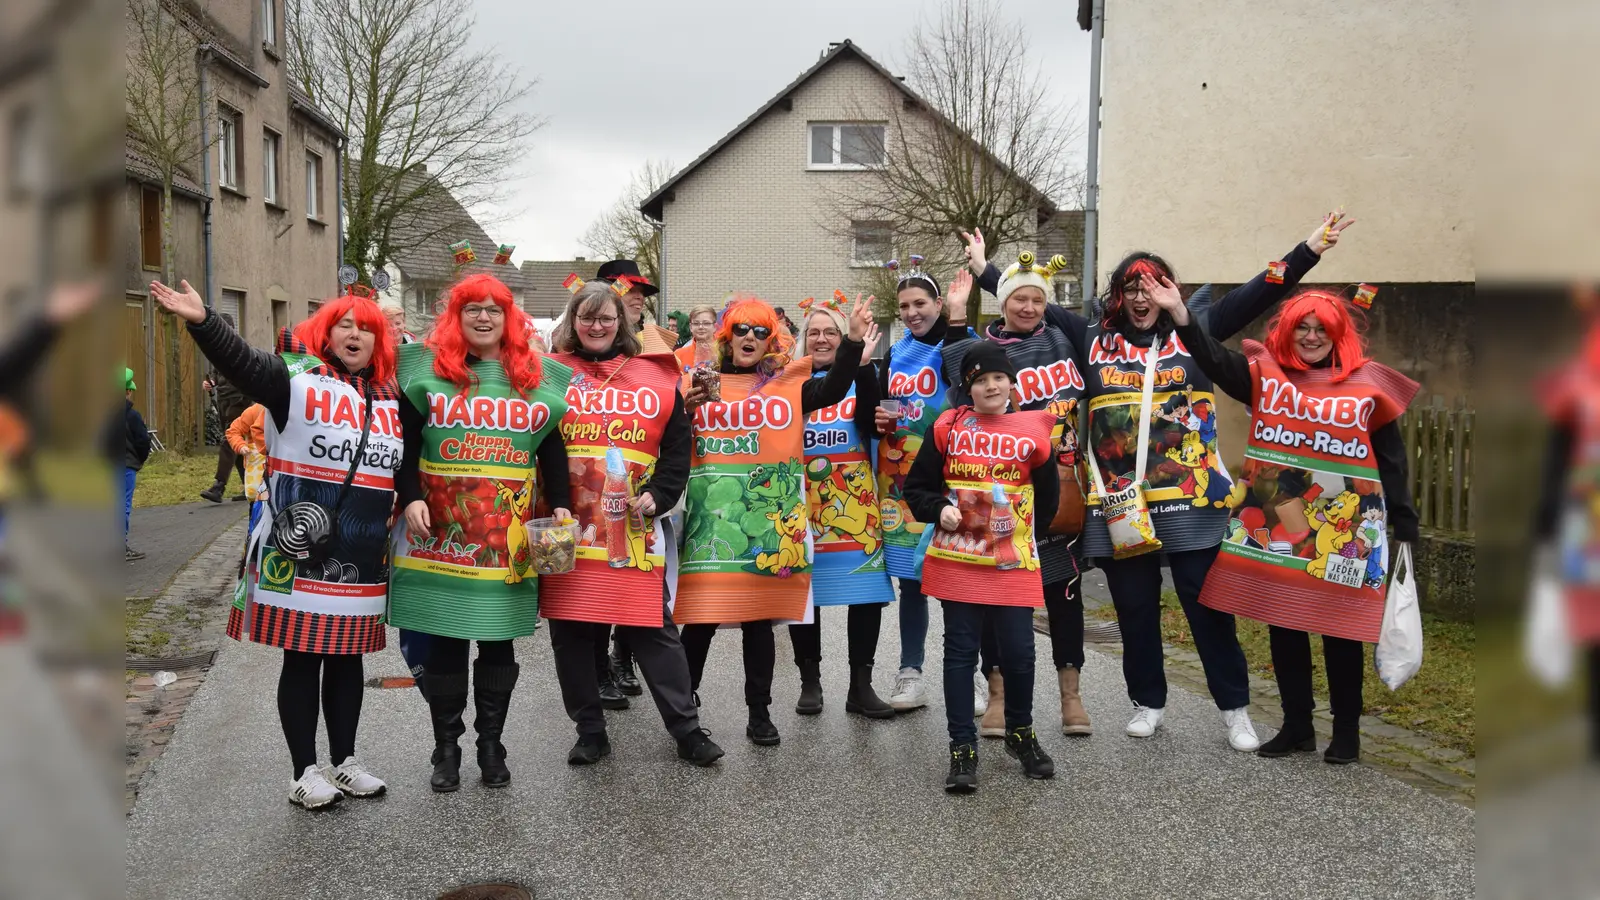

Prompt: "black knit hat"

[961,341,1017,389]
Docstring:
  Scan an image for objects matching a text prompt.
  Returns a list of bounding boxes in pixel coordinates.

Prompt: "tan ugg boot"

[978,670,1006,738]
[1059,666,1092,735]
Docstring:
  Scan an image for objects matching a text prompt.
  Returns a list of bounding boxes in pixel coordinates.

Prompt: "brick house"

[640,40,1078,333]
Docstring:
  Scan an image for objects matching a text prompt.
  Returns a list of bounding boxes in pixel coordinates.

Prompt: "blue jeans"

[897,578,928,671]
[122,468,137,543]
[942,601,1035,745]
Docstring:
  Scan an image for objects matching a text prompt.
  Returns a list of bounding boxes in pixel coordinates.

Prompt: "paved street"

[125,501,248,599]
[126,598,1474,899]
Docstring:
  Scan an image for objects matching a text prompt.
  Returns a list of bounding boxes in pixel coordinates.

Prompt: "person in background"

[674,305,719,372]
[382,303,418,344]
[775,307,799,337]
[226,403,269,558]
[123,368,152,561]
[200,313,248,503]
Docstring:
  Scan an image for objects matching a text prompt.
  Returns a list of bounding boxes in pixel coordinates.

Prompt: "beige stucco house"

[1081,0,1471,394]
[641,40,1075,332]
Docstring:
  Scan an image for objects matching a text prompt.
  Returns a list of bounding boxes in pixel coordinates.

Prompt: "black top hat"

[595,259,658,297]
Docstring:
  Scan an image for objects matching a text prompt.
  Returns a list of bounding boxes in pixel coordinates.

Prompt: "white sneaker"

[331,756,387,797]
[289,765,342,809]
[887,667,927,711]
[1125,705,1165,738]
[1222,707,1260,751]
[972,670,989,717]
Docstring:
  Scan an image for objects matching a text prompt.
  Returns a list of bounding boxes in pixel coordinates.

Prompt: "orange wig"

[292,293,397,384]
[1263,289,1371,383]
[714,296,794,374]
[425,274,543,397]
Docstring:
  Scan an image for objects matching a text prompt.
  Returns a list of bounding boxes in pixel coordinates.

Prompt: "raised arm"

[800,294,873,414]
[962,227,1088,346]
[1202,210,1354,340]
[153,279,292,427]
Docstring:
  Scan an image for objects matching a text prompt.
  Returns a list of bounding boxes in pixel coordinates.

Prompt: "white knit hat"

[996,251,1070,306]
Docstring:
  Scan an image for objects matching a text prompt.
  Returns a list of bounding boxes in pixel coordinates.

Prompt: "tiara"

[886,253,939,295]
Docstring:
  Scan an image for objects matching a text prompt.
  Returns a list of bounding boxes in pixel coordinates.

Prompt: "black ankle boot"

[746,706,780,746]
[1324,721,1360,764]
[795,659,823,715]
[611,645,642,696]
[598,668,630,710]
[845,664,895,719]
[1258,715,1317,758]
[473,661,519,788]
[945,742,979,793]
[422,671,469,793]
[1004,726,1056,779]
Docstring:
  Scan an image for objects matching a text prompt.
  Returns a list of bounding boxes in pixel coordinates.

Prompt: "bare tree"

[284,0,543,280]
[125,0,206,287]
[126,0,211,452]
[833,0,1083,320]
[581,159,675,287]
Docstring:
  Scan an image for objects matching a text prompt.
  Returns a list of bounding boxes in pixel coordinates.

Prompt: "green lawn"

[1097,591,1476,755]
[133,450,221,508]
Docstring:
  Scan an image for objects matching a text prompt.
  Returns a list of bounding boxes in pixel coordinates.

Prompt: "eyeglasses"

[1293,323,1328,339]
[461,305,504,319]
[730,323,772,340]
[578,314,619,327]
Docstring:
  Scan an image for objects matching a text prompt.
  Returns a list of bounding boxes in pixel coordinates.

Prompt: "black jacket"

[124,400,152,471]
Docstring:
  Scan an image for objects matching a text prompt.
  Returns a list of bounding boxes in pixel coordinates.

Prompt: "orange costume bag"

[675,358,813,625]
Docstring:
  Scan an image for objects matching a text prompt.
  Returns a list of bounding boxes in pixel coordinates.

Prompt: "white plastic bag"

[1375,542,1424,690]
[1525,558,1576,687]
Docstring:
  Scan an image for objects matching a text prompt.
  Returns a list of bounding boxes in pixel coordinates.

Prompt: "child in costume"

[903,341,1060,792]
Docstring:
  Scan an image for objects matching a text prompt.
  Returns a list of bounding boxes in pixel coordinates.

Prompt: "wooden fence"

[1399,395,1473,534]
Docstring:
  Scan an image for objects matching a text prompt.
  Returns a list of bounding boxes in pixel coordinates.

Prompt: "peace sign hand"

[859,321,880,365]
[150,279,207,324]
[959,227,988,275]
[847,293,875,341]
[1307,208,1356,256]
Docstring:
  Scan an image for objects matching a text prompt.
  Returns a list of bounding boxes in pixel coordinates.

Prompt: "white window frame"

[261,0,277,46]
[262,128,281,205]
[850,220,893,268]
[304,150,323,220]
[807,122,887,171]
[217,105,241,190]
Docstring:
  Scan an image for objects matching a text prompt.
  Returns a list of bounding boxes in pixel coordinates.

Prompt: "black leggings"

[788,603,885,667]
[426,637,515,673]
[681,622,776,708]
[278,649,364,778]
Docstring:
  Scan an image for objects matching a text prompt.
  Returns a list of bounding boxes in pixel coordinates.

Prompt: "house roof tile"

[381,166,533,294]
[518,259,603,316]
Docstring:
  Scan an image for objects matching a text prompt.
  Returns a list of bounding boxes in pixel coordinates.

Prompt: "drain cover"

[438,884,531,900]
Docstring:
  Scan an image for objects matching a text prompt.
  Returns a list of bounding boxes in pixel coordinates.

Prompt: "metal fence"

[1399,395,1473,534]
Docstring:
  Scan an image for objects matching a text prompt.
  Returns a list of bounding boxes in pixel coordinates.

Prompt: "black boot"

[598,668,630,710]
[795,658,823,715]
[473,660,518,788]
[844,664,894,719]
[676,728,725,767]
[612,641,642,696]
[1004,726,1056,779]
[567,732,611,765]
[1325,720,1360,764]
[422,671,468,793]
[746,706,780,746]
[945,742,979,793]
[199,482,224,503]
[1258,714,1317,757]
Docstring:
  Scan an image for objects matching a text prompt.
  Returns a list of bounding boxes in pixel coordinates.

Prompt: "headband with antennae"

[888,254,941,297]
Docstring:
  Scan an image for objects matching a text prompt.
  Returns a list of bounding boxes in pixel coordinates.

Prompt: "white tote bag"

[1374,542,1424,690]
[1525,555,1576,687]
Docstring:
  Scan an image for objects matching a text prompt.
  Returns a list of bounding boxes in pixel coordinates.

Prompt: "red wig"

[292,293,396,384]
[1263,289,1371,383]
[715,296,794,374]
[425,274,543,397]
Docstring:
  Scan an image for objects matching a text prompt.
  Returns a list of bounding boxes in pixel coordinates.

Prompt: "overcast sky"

[469,0,1092,263]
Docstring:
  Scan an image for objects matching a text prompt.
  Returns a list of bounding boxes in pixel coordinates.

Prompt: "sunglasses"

[729,323,772,340]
